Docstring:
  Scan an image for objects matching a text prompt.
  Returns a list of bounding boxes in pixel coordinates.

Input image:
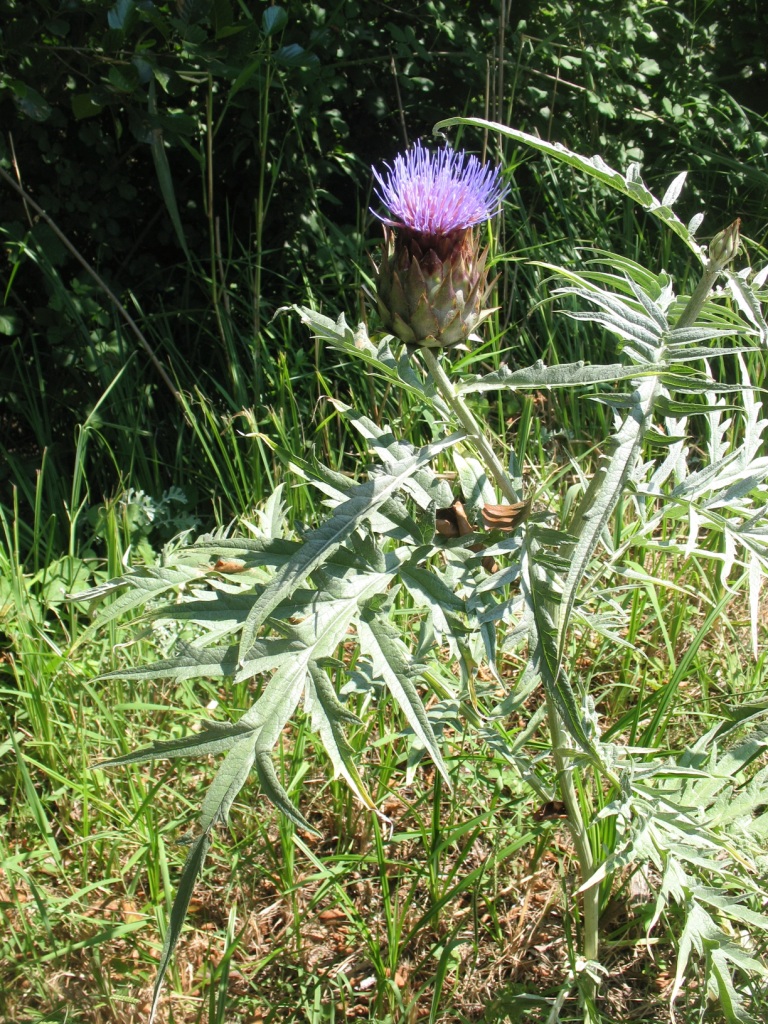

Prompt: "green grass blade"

[148,831,212,1024]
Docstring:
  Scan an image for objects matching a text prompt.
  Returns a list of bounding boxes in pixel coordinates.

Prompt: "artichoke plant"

[372,142,507,349]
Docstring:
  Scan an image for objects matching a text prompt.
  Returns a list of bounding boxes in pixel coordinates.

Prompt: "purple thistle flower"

[372,142,507,349]
[372,141,507,236]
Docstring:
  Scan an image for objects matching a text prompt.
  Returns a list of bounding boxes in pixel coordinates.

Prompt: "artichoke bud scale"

[376,225,492,349]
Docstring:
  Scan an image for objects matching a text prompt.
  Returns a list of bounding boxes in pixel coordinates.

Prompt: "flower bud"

[709,218,741,269]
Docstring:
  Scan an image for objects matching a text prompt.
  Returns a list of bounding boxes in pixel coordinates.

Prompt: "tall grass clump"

[70,121,768,1023]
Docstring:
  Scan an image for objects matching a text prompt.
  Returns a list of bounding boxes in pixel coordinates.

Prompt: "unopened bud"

[709,218,741,268]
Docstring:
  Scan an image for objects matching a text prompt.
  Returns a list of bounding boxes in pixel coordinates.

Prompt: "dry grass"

[0,760,686,1024]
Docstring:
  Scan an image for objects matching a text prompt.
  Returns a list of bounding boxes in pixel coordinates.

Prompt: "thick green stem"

[419,347,519,504]
[420,343,600,979]
[546,703,600,968]
[674,266,720,332]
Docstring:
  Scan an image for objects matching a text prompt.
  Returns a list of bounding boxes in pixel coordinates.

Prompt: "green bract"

[376,224,495,349]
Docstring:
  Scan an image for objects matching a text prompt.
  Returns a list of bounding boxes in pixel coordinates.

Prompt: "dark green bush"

[1,0,766,553]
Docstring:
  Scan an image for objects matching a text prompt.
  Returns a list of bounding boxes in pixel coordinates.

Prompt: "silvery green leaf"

[667,325,741,345]
[148,726,292,1024]
[683,506,702,559]
[565,313,661,360]
[710,763,768,839]
[709,950,759,1024]
[178,534,298,567]
[577,255,673,303]
[647,414,689,493]
[293,306,427,397]
[556,287,663,349]
[305,663,372,808]
[476,564,524,603]
[254,483,290,539]
[97,641,239,683]
[457,359,653,395]
[433,116,705,259]
[283,451,356,506]
[67,577,129,602]
[238,567,394,686]
[150,591,258,637]
[254,752,315,832]
[560,375,660,666]
[627,275,669,331]
[293,306,355,345]
[521,528,600,756]
[702,724,768,790]
[289,452,423,541]
[695,886,768,934]
[454,452,496,508]
[148,831,211,1024]
[725,270,768,346]
[664,346,756,364]
[343,410,451,510]
[234,636,310,678]
[671,902,717,1007]
[572,604,634,650]
[358,610,450,784]
[405,697,463,784]
[238,434,462,656]
[661,171,687,209]
[199,732,259,832]
[95,720,256,767]
[398,563,466,637]
[74,564,205,641]
[688,212,705,234]
[702,470,768,510]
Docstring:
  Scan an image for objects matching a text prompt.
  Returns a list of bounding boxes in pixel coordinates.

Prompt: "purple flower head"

[372,141,507,236]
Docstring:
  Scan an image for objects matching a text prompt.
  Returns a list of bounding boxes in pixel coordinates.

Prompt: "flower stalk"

[423,343,601,985]
[373,140,602,999]
[419,347,519,505]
